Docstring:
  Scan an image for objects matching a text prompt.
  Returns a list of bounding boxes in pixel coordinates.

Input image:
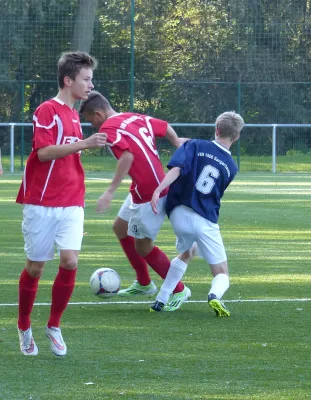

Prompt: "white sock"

[208,273,229,299]
[156,258,188,304]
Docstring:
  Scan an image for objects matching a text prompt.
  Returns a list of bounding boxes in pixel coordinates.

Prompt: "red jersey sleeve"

[145,117,168,139]
[32,103,60,149]
[100,125,132,158]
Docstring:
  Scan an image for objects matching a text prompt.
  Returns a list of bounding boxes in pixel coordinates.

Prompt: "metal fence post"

[130,0,135,111]
[21,78,25,170]
[237,81,241,171]
[272,124,277,173]
[10,124,15,173]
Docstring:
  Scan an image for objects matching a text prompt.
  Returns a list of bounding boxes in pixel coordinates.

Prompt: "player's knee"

[112,219,118,234]
[59,252,78,270]
[26,260,44,278]
[179,250,191,263]
[113,217,128,239]
[61,259,78,270]
[135,239,153,257]
[210,261,228,276]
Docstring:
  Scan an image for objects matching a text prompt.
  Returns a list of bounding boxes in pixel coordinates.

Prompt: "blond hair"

[215,111,244,141]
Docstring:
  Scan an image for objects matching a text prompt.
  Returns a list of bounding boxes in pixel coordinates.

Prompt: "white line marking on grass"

[1,298,311,307]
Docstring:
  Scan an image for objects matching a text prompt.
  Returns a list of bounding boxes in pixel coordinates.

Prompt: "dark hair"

[57,51,97,88]
[79,90,111,114]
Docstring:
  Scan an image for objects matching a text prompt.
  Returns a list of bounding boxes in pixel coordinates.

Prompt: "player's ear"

[63,76,72,87]
[96,110,106,121]
[95,110,106,123]
[233,133,240,143]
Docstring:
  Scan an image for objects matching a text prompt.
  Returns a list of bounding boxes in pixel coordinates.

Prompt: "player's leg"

[18,205,57,355]
[207,261,230,316]
[150,206,195,312]
[196,216,230,316]
[129,198,185,297]
[45,248,79,356]
[150,245,196,312]
[46,206,84,356]
[17,259,43,356]
[112,194,152,296]
[114,216,147,276]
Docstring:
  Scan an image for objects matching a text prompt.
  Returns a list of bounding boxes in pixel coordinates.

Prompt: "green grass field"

[1,173,311,399]
[3,152,311,174]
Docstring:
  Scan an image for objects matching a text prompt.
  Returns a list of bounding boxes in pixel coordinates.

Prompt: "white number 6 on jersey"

[195,165,220,194]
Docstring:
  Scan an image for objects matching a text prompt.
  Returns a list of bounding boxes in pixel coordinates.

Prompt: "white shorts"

[170,205,227,265]
[117,194,132,222]
[22,205,84,262]
[127,196,167,241]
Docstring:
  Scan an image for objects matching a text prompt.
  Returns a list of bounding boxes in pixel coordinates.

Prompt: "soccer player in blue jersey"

[149,111,244,315]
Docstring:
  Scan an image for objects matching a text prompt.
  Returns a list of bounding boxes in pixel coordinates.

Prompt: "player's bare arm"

[151,166,181,214]
[37,133,107,162]
[96,151,134,214]
[165,125,189,148]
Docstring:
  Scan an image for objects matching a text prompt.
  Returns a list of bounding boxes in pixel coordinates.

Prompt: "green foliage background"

[0,0,311,160]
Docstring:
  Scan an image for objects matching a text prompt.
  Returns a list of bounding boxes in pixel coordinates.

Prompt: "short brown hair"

[216,111,244,141]
[79,91,111,114]
[57,51,97,88]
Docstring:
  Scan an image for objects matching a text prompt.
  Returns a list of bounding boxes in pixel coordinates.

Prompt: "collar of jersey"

[107,112,123,120]
[212,140,231,155]
[53,97,64,105]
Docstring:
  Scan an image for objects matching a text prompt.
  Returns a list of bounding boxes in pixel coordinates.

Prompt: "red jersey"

[16,98,85,207]
[100,112,169,203]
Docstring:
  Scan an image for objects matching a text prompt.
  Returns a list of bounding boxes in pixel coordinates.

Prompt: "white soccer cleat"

[45,326,67,356]
[18,326,38,356]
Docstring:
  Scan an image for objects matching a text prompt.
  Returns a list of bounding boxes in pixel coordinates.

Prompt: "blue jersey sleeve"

[167,140,195,175]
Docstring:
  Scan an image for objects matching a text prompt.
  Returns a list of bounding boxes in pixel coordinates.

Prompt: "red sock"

[119,236,151,286]
[47,267,76,328]
[144,246,184,293]
[18,268,40,331]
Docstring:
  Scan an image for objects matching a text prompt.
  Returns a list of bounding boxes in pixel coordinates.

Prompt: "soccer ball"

[90,268,121,298]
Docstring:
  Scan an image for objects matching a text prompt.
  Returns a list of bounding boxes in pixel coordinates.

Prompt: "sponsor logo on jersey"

[62,136,81,154]
[62,136,80,145]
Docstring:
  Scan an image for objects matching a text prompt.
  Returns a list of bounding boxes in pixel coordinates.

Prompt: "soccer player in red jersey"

[79,91,191,310]
[16,52,107,356]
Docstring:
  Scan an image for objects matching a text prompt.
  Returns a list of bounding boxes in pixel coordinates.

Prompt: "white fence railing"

[1,123,311,173]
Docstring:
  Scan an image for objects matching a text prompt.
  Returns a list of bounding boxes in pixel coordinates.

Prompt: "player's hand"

[176,137,190,147]
[151,191,160,214]
[84,133,107,149]
[0,165,3,175]
[96,191,113,213]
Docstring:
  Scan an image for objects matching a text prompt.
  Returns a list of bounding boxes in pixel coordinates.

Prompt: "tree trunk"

[71,0,99,53]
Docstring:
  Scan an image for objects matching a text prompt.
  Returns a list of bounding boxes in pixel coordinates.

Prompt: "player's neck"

[106,109,118,118]
[55,90,76,109]
[214,138,231,150]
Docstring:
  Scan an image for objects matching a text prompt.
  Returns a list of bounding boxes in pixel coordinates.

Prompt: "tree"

[71,0,99,52]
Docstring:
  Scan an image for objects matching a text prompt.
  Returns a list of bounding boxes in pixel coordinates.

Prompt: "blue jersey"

[166,139,238,223]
